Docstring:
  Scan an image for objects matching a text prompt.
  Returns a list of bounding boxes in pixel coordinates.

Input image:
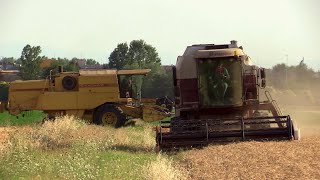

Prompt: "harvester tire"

[94,104,126,128]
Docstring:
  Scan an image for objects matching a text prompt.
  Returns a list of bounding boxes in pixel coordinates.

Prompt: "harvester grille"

[156,116,294,151]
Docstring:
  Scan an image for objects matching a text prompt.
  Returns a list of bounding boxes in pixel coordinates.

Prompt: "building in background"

[0,70,20,82]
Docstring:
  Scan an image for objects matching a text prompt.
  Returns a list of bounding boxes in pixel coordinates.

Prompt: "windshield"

[119,75,143,100]
[198,58,242,107]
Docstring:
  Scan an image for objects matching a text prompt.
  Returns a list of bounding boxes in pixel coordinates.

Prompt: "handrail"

[265,91,282,115]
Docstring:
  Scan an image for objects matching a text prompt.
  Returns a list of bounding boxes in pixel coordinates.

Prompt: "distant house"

[75,59,104,69]
[76,59,86,68]
[40,59,55,69]
[80,64,104,69]
[0,63,19,71]
[161,65,173,75]
[40,58,102,70]
[0,70,20,82]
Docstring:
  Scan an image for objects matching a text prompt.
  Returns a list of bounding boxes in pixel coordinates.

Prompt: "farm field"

[1,0,319,179]
[0,106,319,179]
[182,135,320,179]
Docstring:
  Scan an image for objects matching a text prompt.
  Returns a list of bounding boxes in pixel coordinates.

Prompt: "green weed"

[0,111,45,126]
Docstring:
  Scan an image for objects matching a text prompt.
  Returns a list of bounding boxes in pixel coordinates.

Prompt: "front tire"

[94,104,126,128]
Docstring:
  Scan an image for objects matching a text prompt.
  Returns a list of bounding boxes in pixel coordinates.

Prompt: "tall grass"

[144,154,189,180]
[0,115,185,179]
[34,115,85,149]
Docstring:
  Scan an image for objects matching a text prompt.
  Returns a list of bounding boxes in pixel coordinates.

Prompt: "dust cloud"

[264,87,320,136]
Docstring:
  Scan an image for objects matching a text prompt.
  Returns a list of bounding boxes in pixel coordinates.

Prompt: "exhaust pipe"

[58,65,63,73]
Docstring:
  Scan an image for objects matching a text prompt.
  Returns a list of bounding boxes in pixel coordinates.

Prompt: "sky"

[0,0,319,69]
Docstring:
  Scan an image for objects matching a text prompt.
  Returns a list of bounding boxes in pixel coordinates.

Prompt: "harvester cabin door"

[198,58,243,107]
[118,75,143,100]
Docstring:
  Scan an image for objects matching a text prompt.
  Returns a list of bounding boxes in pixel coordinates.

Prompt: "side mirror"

[261,79,266,88]
[242,55,253,66]
[260,68,266,79]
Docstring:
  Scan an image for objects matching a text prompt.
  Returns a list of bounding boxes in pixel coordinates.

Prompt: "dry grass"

[0,115,161,179]
[72,122,156,152]
[3,115,156,152]
[143,154,189,180]
[0,126,32,156]
[182,136,320,179]
[33,115,85,149]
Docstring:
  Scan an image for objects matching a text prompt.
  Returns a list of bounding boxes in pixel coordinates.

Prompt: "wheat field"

[0,104,319,179]
[181,136,320,179]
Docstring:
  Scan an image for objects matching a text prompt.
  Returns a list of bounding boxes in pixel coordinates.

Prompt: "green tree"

[126,40,161,67]
[272,63,287,74]
[0,57,17,70]
[295,59,313,79]
[68,58,80,71]
[86,59,100,65]
[108,43,129,69]
[42,58,67,78]
[123,62,173,98]
[19,45,43,80]
[108,40,161,70]
[109,40,172,98]
[270,59,316,89]
[141,69,173,98]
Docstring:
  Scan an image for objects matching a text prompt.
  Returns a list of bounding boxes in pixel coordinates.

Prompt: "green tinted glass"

[198,58,242,107]
[119,75,143,100]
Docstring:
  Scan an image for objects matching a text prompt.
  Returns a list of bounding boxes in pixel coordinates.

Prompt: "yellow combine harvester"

[8,68,169,127]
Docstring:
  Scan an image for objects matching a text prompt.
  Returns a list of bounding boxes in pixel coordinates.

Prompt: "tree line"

[268,59,320,90]
[4,40,316,99]
[0,40,174,98]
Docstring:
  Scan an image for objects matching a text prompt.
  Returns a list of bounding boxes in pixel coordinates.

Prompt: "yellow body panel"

[78,75,119,93]
[118,104,143,118]
[9,80,49,114]
[8,69,169,122]
[142,104,170,122]
[35,92,119,110]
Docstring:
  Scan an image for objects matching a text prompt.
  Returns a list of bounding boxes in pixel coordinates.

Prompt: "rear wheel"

[94,104,126,128]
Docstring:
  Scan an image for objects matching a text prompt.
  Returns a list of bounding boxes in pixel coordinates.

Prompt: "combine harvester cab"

[156,41,300,151]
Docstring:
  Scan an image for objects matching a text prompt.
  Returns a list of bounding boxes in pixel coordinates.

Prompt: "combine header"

[156,41,300,150]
